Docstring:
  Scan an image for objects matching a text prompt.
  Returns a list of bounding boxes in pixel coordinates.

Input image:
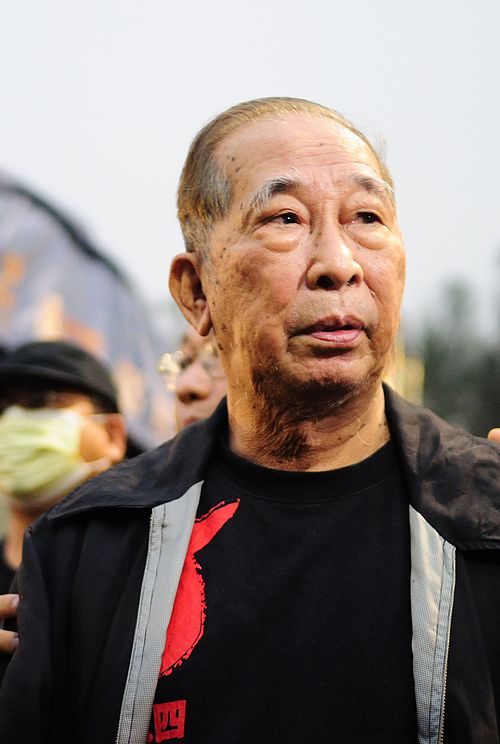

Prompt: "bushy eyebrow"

[350,175,395,205]
[240,176,299,229]
[249,176,299,211]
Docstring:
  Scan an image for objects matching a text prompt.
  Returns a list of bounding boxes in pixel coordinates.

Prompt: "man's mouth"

[301,317,365,345]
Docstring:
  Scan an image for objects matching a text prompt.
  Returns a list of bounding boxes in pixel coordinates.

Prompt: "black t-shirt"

[147,438,418,744]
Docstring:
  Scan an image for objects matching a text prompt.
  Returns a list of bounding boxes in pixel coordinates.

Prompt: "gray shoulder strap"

[410,505,456,744]
[116,482,202,744]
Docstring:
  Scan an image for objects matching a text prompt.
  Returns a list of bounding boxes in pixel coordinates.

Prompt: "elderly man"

[1,98,499,744]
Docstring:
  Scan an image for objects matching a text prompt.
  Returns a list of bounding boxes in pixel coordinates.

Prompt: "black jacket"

[0,387,499,743]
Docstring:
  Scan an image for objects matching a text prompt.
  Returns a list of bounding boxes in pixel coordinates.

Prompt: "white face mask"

[0,406,111,511]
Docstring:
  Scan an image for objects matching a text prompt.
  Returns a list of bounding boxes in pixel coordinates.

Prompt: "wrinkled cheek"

[212,240,299,362]
[231,258,290,319]
[373,296,403,358]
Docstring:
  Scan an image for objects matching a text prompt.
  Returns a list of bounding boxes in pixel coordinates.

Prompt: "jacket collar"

[51,386,500,550]
[384,385,500,550]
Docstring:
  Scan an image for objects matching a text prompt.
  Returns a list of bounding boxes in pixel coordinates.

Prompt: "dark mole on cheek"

[318,142,324,146]
[217,342,224,351]
[236,265,252,282]
[235,166,240,173]
[221,323,227,332]
[231,155,236,161]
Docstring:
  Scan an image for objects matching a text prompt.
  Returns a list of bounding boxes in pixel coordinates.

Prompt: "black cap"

[0,341,120,412]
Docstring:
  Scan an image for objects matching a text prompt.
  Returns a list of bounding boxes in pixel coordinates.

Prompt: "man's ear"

[169,252,212,336]
[104,414,127,464]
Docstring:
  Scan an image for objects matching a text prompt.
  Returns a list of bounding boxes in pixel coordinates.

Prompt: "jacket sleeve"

[0,526,52,742]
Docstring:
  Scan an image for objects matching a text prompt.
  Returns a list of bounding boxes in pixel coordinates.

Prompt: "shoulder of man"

[384,384,500,549]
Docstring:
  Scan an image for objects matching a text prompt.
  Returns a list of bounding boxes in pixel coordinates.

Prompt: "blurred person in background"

[0,340,128,656]
[0,329,225,657]
[161,326,227,431]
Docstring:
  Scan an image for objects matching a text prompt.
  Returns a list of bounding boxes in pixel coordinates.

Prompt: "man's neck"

[228,384,389,472]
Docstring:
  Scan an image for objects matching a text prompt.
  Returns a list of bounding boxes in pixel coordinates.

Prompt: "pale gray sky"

[1,0,499,336]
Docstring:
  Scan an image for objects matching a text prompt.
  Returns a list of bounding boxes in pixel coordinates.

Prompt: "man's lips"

[310,327,362,344]
[297,317,365,345]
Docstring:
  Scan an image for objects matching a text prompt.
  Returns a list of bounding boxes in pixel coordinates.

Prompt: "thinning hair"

[177,97,394,261]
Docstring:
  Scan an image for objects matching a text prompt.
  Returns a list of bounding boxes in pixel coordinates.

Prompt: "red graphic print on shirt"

[148,700,186,741]
[160,499,239,677]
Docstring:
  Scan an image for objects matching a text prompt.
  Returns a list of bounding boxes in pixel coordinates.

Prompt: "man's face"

[196,114,405,407]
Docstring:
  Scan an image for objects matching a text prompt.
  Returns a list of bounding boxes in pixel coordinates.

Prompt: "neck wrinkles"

[227,382,389,472]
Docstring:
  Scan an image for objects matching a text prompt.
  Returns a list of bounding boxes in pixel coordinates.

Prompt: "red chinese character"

[153,700,187,741]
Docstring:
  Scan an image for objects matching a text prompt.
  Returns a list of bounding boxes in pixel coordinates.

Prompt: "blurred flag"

[0,174,175,451]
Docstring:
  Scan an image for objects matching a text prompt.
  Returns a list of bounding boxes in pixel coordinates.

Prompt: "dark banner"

[0,176,175,450]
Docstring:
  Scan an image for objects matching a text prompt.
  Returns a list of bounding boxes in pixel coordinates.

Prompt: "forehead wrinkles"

[218,112,372,160]
[217,117,381,193]
[225,138,379,187]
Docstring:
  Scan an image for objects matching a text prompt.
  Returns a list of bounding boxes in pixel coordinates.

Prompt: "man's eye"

[355,211,380,224]
[178,356,194,371]
[268,212,299,225]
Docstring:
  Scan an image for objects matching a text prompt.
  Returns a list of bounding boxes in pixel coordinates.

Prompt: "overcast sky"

[1,0,499,338]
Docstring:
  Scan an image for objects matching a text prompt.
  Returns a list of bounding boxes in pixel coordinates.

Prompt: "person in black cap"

[0,340,127,601]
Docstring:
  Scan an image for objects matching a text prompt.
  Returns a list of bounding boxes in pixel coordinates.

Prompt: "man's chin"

[252,363,377,415]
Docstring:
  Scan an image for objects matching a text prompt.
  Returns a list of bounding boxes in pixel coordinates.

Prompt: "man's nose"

[175,361,212,403]
[305,225,364,290]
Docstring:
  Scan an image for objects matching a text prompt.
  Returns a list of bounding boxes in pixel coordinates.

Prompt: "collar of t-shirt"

[211,429,400,504]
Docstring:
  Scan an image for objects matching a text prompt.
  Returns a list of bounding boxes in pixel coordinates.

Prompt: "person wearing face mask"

[0,331,224,660]
[0,340,128,596]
